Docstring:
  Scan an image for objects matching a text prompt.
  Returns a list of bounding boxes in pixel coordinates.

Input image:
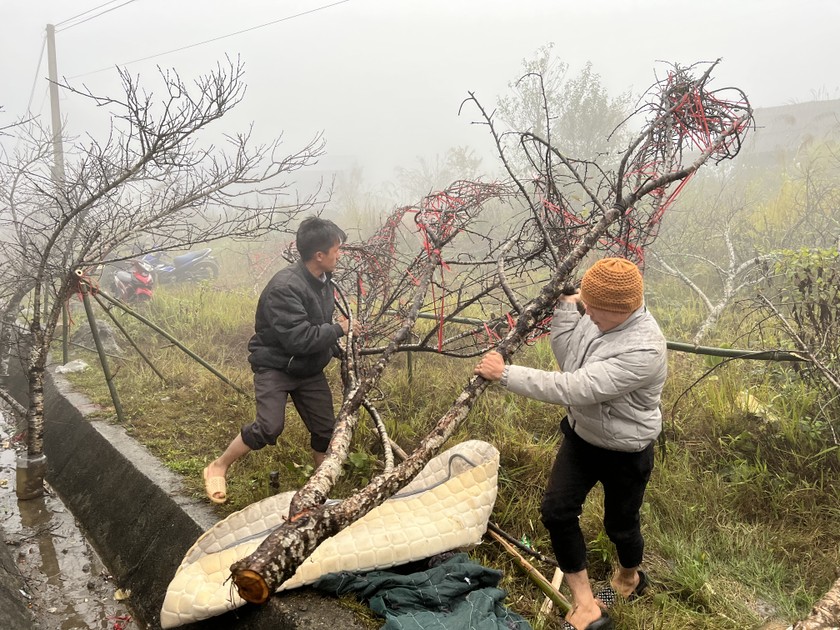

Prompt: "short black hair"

[296,216,347,261]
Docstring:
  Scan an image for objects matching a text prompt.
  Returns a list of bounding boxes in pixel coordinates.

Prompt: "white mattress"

[160,440,500,628]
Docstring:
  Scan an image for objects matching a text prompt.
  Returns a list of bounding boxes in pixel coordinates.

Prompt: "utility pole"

[46,24,66,185]
[46,24,69,363]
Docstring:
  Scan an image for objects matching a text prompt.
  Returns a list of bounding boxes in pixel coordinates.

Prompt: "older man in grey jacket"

[476,257,667,630]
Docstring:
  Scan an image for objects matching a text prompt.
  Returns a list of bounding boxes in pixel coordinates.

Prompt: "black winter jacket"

[247,260,344,377]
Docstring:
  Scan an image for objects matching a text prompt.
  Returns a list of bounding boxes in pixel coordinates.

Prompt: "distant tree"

[333,163,394,239]
[779,144,840,248]
[758,248,840,416]
[649,174,778,344]
[496,44,634,171]
[390,145,487,200]
[650,127,840,344]
[0,58,325,497]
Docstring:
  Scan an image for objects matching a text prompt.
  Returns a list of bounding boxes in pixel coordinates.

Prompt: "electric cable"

[36,86,50,117]
[56,0,140,33]
[26,34,47,113]
[55,0,124,26]
[68,0,351,80]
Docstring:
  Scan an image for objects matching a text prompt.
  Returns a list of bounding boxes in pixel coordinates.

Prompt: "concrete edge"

[7,353,367,630]
[0,520,35,630]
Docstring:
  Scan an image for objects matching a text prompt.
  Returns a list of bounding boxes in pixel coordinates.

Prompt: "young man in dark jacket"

[475,258,667,630]
[203,217,358,504]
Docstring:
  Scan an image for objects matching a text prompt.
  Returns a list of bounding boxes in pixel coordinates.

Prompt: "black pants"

[241,367,336,453]
[540,418,654,573]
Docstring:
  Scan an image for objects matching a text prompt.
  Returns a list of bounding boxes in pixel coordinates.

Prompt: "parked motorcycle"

[141,248,219,284]
[112,259,155,303]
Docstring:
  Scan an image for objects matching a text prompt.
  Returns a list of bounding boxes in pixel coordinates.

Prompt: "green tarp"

[314,552,532,630]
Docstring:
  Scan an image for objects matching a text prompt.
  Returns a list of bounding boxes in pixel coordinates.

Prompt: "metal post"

[92,293,167,384]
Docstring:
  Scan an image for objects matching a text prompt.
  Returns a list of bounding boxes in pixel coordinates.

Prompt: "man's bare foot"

[610,569,640,598]
[205,460,226,479]
[610,567,649,600]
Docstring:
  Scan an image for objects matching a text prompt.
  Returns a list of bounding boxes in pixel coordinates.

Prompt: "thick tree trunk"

[24,341,47,457]
[792,578,840,629]
[15,340,48,500]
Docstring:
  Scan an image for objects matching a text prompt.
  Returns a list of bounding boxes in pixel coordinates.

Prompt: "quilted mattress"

[159,439,500,628]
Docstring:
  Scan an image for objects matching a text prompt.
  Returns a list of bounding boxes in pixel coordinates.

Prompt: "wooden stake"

[539,567,565,618]
[487,529,571,614]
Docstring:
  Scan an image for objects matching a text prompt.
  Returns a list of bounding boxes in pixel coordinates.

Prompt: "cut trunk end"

[233,569,271,604]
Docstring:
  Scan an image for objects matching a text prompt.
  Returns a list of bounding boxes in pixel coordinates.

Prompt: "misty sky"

[3,0,839,184]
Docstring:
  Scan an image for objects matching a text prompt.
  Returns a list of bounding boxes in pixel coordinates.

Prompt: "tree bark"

[23,341,46,457]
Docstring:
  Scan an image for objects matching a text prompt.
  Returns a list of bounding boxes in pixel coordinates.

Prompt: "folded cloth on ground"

[314,552,531,630]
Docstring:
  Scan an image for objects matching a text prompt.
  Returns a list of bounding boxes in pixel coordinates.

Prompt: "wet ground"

[0,408,143,630]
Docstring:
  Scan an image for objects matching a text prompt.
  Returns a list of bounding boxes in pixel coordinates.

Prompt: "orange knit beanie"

[579,258,644,313]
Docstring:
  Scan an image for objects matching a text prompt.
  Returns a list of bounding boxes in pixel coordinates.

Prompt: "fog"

[3,0,840,185]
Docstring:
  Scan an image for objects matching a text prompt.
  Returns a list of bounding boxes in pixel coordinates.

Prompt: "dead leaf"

[113,588,131,601]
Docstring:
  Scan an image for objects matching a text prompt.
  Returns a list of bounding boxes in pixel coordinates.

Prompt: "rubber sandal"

[630,570,649,600]
[203,466,227,504]
[595,569,649,607]
[561,610,614,629]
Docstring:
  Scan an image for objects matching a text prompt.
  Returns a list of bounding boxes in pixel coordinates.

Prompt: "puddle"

[1,408,143,630]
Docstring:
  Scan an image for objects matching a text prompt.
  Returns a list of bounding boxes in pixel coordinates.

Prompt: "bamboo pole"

[90,283,247,396]
[539,568,565,619]
[664,340,805,362]
[397,311,807,362]
[79,282,125,423]
[487,522,559,567]
[92,293,167,384]
[487,528,571,614]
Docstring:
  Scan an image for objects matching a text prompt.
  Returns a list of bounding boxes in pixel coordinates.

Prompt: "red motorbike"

[112,259,154,303]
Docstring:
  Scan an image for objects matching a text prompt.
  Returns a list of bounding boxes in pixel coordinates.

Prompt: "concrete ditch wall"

[0,521,34,630]
[6,353,366,630]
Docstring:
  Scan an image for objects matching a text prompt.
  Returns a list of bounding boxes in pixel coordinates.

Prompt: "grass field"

[61,277,840,629]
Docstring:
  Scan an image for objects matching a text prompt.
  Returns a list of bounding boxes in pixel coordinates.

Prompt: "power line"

[27,34,47,113]
[37,86,50,118]
[68,0,351,79]
[55,0,125,27]
[56,0,140,33]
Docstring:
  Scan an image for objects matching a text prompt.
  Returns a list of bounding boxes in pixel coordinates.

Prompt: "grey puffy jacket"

[502,302,667,452]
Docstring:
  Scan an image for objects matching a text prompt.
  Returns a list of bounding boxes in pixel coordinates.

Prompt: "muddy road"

[1,410,143,630]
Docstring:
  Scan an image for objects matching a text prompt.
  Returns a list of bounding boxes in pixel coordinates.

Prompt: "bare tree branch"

[228,59,755,602]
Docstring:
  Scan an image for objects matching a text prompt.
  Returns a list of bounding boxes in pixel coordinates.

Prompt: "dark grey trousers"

[241,367,336,453]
